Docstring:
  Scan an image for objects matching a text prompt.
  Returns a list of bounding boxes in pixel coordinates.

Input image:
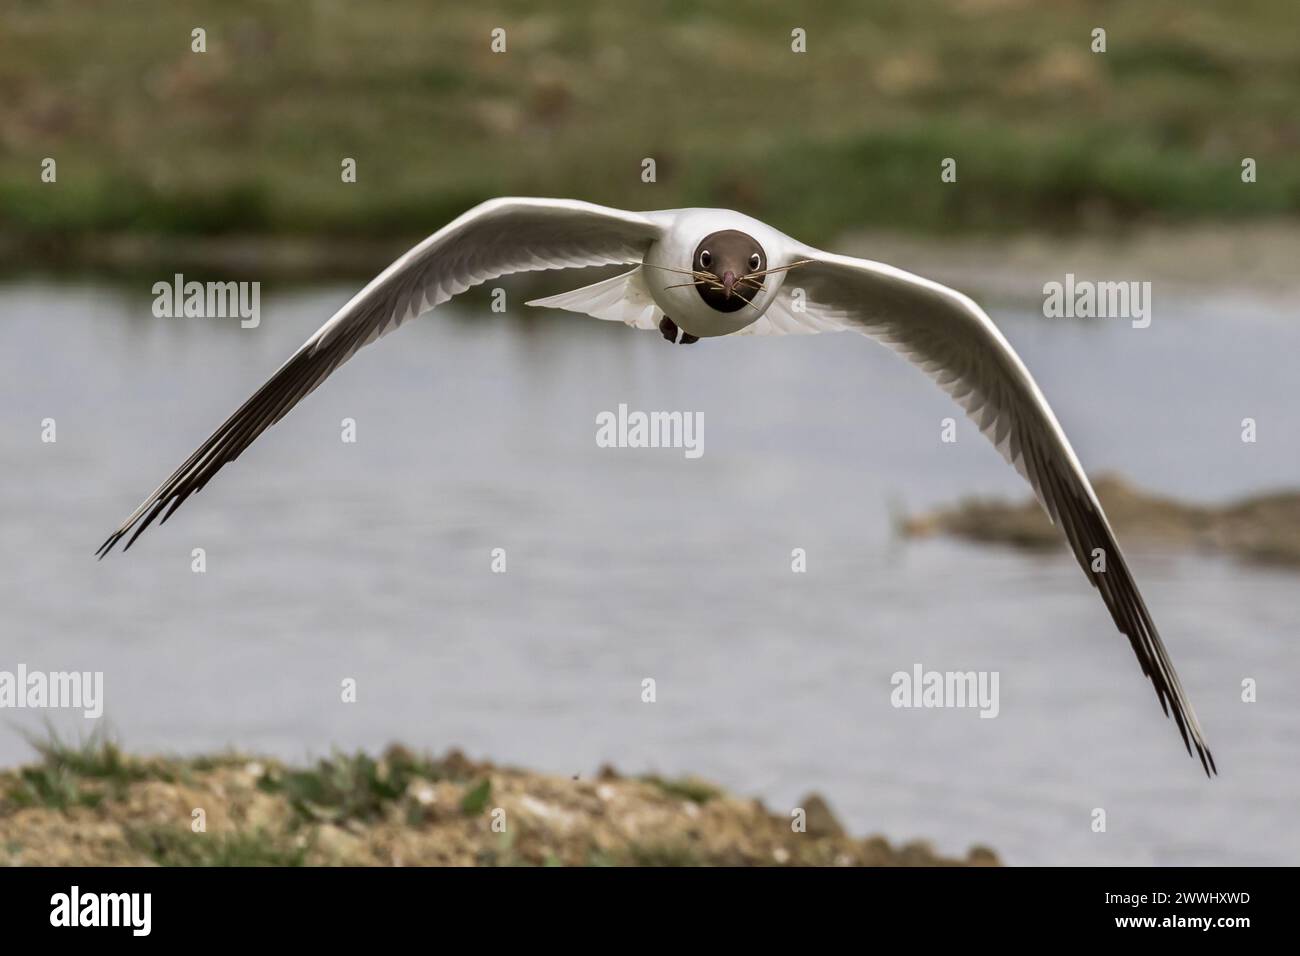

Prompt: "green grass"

[1,0,1297,258]
[8,763,104,811]
[600,843,704,867]
[4,731,471,829]
[640,774,720,804]
[5,727,155,810]
[256,749,454,825]
[126,825,308,866]
[460,778,492,815]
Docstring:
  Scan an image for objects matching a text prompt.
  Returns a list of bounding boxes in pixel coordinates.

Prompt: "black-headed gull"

[97,197,1215,775]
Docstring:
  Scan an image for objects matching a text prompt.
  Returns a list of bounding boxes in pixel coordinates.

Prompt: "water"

[1,275,1296,865]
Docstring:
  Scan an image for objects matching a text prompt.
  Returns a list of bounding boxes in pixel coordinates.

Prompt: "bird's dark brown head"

[691,230,766,313]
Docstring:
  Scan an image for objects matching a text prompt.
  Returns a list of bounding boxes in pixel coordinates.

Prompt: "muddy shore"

[0,739,998,867]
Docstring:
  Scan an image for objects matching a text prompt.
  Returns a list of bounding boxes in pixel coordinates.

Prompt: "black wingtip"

[1201,745,1218,778]
[1166,693,1215,777]
[95,532,121,560]
[1175,713,1216,778]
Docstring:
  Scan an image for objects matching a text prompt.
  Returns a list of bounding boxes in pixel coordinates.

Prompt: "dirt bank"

[0,738,998,867]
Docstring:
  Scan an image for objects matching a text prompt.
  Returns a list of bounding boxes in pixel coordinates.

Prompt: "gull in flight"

[97,197,1215,774]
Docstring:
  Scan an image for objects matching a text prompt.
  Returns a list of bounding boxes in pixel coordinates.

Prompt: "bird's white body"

[641,207,793,337]
[97,196,1215,776]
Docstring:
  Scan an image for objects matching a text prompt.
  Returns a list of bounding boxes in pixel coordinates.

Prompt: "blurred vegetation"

[126,825,309,866]
[639,773,721,804]
[2,734,1000,866]
[1,0,1297,253]
[7,726,157,810]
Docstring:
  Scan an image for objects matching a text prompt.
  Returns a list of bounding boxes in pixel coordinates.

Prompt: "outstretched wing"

[772,246,1215,775]
[98,198,663,557]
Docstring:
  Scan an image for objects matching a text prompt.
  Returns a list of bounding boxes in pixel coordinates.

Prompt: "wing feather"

[773,248,1215,774]
[525,267,663,329]
[97,198,662,557]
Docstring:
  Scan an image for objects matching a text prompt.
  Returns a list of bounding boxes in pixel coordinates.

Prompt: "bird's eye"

[748,253,762,271]
[699,250,712,269]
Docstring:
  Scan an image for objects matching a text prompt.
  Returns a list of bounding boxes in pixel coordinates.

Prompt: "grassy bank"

[2,0,1298,267]
[0,734,998,866]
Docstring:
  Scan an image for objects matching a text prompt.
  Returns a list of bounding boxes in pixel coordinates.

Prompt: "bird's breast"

[643,248,770,338]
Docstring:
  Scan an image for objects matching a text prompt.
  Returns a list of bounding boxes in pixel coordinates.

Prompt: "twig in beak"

[662,277,761,312]
[743,259,816,281]
[663,279,725,291]
[642,263,717,281]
